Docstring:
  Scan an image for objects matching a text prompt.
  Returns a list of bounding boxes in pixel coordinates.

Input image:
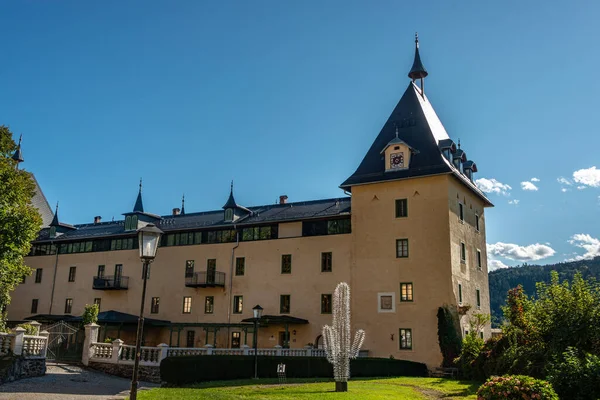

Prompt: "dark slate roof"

[30,174,54,227]
[241,315,309,325]
[133,190,144,213]
[69,310,171,326]
[340,82,492,206]
[341,82,453,188]
[34,197,351,242]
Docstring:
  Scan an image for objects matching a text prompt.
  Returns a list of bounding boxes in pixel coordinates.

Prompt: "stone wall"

[89,361,160,383]
[0,356,46,385]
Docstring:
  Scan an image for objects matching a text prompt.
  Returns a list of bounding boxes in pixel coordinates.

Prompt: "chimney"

[172,208,181,216]
[279,195,288,205]
[94,216,102,224]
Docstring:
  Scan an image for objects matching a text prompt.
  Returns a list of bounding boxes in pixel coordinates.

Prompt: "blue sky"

[1,1,599,268]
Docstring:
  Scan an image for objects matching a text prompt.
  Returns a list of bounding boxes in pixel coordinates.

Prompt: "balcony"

[185,271,226,288]
[93,276,129,290]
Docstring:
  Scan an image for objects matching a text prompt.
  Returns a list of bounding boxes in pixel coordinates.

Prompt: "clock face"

[390,152,404,169]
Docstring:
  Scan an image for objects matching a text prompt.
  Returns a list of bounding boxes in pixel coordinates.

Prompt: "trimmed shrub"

[546,347,600,400]
[160,355,428,386]
[477,375,558,400]
[16,323,37,336]
[437,305,462,367]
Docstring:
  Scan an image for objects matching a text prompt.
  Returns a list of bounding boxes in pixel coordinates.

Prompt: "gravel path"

[0,362,158,400]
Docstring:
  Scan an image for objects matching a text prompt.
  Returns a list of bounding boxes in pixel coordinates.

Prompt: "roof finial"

[181,193,186,215]
[139,178,142,193]
[133,179,144,213]
[408,32,428,82]
[458,139,461,149]
[230,180,234,193]
[50,201,60,227]
[395,123,399,139]
[55,201,59,213]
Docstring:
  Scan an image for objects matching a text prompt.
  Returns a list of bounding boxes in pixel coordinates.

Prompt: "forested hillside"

[489,256,600,325]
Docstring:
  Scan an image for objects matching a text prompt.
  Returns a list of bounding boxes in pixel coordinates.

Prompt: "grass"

[136,377,481,399]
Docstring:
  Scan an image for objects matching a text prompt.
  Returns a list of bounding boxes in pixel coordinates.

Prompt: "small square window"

[400,283,413,302]
[479,331,484,339]
[281,255,292,274]
[378,292,395,313]
[31,299,38,314]
[64,298,73,314]
[475,214,480,231]
[459,203,464,222]
[68,267,76,282]
[182,296,192,314]
[35,268,43,283]
[97,265,105,278]
[399,328,413,350]
[476,289,481,309]
[235,257,245,276]
[396,239,409,258]
[460,242,466,263]
[321,252,332,272]
[233,295,243,314]
[205,296,214,314]
[477,250,482,270]
[280,295,291,314]
[458,283,463,304]
[395,199,408,218]
[321,294,332,314]
[151,297,159,314]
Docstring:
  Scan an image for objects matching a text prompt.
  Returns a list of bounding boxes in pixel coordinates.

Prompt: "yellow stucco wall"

[7,173,491,370]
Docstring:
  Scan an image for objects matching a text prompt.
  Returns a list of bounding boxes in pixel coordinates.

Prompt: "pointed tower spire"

[223,180,237,209]
[408,33,428,96]
[181,194,185,215]
[50,202,60,227]
[11,134,24,169]
[133,178,144,213]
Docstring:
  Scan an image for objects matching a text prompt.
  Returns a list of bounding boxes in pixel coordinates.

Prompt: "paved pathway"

[0,362,158,400]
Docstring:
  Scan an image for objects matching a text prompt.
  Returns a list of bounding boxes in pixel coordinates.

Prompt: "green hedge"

[161,355,428,385]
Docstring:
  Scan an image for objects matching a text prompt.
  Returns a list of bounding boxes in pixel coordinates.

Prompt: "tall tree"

[0,125,42,328]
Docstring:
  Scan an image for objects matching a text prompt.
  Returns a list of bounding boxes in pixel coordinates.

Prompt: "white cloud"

[577,186,587,190]
[489,259,510,270]
[561,188,568,193]
[567,234,600,261]
[521,181,539,191]
[508,199,520,205]
[557,177,572,186]
[573,166,600,188]
[475,178,512,196]
[487,242,556,261]
[530,177,540,182]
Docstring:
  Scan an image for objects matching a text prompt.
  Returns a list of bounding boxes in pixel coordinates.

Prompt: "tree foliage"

[436,305,462,367]
[489,256,600,326]
[82,304,99,325]
[0,125,42,324]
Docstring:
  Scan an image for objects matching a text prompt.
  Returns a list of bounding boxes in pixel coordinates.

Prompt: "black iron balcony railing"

[185,271,225,288]
[93,275,129,290]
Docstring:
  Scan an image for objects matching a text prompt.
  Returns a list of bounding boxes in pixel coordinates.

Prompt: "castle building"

[7,36,492,368]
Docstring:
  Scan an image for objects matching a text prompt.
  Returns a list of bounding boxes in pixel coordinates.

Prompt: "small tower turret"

[408,33,428,94]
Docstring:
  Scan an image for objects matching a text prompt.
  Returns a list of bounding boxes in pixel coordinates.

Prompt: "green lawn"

[137,377,480,399]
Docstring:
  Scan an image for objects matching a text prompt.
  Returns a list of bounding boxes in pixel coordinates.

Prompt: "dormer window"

[124,215,138,231]
[224,208,234,222]
[381,135,417,173]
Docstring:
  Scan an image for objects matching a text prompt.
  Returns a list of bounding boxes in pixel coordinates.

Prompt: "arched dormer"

[462,160,478,182]
[453,149,467,171]
[438,139,456,162]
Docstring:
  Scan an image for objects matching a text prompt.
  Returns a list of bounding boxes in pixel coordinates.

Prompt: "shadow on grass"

[423,378,481,397]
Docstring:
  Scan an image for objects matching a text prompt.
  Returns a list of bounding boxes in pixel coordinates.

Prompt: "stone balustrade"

[0,326,48,358]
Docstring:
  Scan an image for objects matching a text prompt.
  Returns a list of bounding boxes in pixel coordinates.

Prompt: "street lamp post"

[252,305,263,380]
[130,223,163,400]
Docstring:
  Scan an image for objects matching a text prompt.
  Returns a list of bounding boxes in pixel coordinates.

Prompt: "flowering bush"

[477,375,558,400]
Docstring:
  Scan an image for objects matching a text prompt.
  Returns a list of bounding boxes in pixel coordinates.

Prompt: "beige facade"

[7,40,494,369]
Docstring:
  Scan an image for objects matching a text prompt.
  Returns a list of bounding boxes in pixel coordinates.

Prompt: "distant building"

[7,35,492,369]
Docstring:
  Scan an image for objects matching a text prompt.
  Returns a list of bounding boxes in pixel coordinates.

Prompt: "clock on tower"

[390,152,404,169]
